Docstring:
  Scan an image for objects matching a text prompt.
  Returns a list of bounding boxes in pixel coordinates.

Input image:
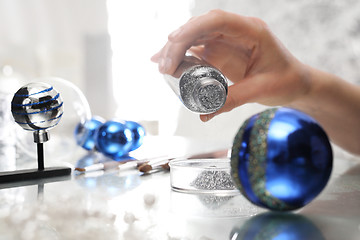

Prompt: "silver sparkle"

[190,170,236,191]
[164,56,228,114]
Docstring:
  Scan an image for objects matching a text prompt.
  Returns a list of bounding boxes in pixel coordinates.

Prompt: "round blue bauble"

[125,121,146,151]
[95,120,133,159]
[74,116,105,151]
[230,107,333,211]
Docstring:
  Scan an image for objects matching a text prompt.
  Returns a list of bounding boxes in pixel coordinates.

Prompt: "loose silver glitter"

[164,56,228,114]
[190,170,236,191]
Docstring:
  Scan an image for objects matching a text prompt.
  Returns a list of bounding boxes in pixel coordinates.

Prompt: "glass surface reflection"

[74,153,141,195]
[170,190,263,218]
[230,212,325,240]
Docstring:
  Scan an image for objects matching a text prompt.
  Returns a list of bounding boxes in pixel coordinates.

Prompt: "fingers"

[152,10,264,75]
[168,10,259,42]
[150,51,161,63]
[151,41,189,74]
[200,75,262,122]
[199,86,241,122]
[151,10,271,121]
[187,46,205,59]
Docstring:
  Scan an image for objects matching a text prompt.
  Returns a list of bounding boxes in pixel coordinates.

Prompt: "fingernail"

[151,54,159,63]
[201,114,212,122]
[159,57,172,73]
[151,50,163,63]
[207,114,215,121]
[169,27,182,39]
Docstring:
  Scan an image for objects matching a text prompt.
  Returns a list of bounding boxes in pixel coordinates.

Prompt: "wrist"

[287,64,321,114]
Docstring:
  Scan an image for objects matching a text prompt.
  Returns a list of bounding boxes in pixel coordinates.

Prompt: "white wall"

[1,0,360,154]
[168,0,360,149]
[0,0,112,118]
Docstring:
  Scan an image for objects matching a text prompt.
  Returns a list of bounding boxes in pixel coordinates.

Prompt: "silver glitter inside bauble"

[11,82,63,133]
[164,56,228,114]
[193,78,227,111]
[180,65,228,113]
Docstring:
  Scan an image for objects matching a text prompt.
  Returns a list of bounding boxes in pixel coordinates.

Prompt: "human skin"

[151,9,360,155]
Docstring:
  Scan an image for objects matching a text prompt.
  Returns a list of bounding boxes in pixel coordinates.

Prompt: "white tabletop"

[0,136,359,240]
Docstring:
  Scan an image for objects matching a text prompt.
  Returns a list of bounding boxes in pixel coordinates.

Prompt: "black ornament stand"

[0,143,71,186]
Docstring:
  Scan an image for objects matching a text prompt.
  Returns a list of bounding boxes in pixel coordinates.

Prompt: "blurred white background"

[1,0,360,152]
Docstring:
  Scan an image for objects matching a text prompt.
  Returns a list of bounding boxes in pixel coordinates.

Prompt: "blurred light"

[269,121,296,140]
[106,0,192,131]
[267,179,299,199]
[2,65,13,76]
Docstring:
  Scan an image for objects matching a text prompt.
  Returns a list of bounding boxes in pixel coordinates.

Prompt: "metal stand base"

[0,167,71,184]
[0,135,71,187]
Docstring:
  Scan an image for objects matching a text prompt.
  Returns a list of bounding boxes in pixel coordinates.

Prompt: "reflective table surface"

[0,137,359,240]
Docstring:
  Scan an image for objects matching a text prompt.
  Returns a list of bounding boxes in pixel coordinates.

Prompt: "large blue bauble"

[95,120,133,159]
[125,121,146,151]
[230,107,333,211]
[74,116,105,150]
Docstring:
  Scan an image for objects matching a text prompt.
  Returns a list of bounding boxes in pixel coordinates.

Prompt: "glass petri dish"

[169,158,239,195]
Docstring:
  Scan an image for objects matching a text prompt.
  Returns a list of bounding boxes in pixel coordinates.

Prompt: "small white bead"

[123,212,137,224]
[143,193,156,207]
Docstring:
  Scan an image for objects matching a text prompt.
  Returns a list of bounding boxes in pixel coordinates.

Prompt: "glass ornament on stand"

[16,77,92,163]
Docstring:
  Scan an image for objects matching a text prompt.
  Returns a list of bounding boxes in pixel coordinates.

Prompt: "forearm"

[289,66,360,155]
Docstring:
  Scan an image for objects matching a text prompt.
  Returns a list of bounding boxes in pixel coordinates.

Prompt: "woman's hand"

[152,9,360,154]
[151,9,310,121]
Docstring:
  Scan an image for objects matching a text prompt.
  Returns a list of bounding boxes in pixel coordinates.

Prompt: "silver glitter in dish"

[164,56,228,114]
[190,170,236,191]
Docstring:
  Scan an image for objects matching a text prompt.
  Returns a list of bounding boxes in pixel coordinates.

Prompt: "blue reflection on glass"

[74,153,141,195]
[75,152,100,168]
[230,212,325,240]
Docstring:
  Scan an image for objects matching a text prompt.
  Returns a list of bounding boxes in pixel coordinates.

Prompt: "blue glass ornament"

[11,82,63,132]
[95,120,133,159]
[230,212,325,240]
[74,116,105,151]
[125,121,146,151]
[230,107,332,211]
